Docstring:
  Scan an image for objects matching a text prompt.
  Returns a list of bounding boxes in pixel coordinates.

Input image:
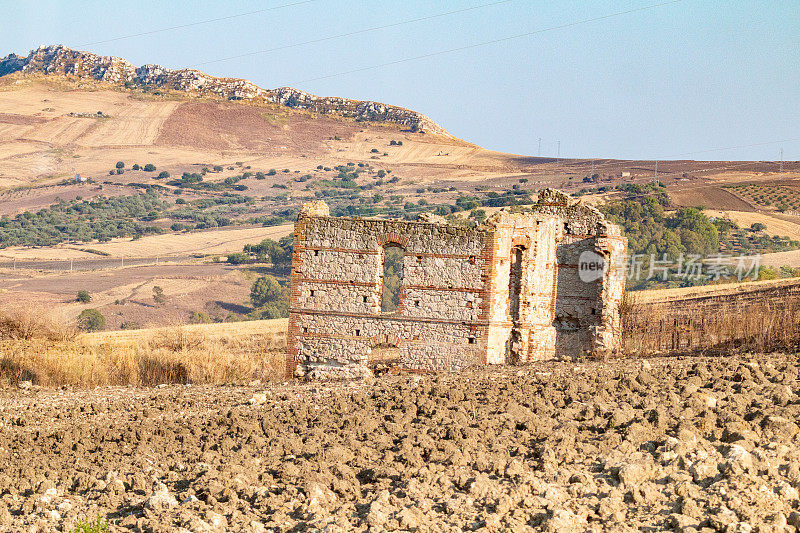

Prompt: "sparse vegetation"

[153,285,165,305]
[76,290,92,303]
[0,192,169,247]
[71,515,109,533]
[78,309,105,332]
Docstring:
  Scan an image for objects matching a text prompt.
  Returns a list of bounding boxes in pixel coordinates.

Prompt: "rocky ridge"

[0,45,451,137]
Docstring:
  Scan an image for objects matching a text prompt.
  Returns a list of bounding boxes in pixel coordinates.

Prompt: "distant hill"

[0,45,451,136]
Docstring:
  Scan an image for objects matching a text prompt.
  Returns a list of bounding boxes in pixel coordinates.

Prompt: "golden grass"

[622,281,800,356]
[704,209,800,240]
[0,311,288,387]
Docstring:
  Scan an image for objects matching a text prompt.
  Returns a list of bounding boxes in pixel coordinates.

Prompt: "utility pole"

[69,258,73,272]
[780,148,784,173]
[538,138,542,156]
[121,255,124,268]
[654,160,658,183]
[557,140,561,159]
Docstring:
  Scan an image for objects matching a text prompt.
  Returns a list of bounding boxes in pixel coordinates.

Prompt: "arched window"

[381,244,404,313]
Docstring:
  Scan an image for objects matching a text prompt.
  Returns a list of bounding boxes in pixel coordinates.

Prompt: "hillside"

[0,45,452,136]
[2,45,800,330]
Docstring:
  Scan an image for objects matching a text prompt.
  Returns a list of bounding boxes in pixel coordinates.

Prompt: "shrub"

[132,163,140,170]
[76,290,91,303]
[267,169,277,176]
[157,171,170,179]
[143,163,156,172]
[213,165,223,172]
[249,300,289,319]
[78,309,105,332]
[115,161,125,169]
[250,275,284,308]
[371,148,379,153]
[226,252,250,265]
[153,286,165,305]
[116,168,124,175]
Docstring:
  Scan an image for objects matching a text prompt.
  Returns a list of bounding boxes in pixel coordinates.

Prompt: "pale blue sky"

[3,0,798,160]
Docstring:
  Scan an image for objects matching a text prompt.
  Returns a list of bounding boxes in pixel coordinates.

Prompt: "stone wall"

[287,191,626,379]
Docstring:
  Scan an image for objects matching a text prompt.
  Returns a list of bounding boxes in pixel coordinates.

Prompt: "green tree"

[751,222,767,232]
[76,290,91,303]
[157,171,170,179]
[381,245,404,312]
[115,161,125,169]
[143,163,156,172]
[250,275,284,308]
[78,309,105,332]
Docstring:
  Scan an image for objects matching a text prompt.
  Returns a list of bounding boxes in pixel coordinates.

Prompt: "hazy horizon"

[4,0,798,161]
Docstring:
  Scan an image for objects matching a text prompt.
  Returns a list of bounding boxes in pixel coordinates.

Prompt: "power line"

[78,0,319,47]
[191,0,515,68]
[290,0,682,85]
[602,159,797,203]
[658,137,800,160]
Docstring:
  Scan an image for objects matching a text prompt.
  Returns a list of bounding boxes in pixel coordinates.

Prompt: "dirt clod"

[1,354,800,530]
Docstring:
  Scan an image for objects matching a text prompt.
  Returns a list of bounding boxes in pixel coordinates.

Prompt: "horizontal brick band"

[404,284,484,293]
[300,246,481,260]
[295,278,377,288]
[290,308,490,327]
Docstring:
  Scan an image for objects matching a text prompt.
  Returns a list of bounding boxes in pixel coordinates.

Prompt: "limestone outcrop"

[0,45,452,136]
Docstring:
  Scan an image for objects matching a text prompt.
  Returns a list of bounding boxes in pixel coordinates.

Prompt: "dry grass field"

[0,262,260,330]
[0,307,287,387]
[704,209,800,240]
[630,275,800,303]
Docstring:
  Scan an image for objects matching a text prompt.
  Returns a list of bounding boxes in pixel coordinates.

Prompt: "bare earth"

[1,355,799,531]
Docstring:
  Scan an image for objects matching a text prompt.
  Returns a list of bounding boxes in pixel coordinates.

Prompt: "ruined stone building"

[286,190,626,379]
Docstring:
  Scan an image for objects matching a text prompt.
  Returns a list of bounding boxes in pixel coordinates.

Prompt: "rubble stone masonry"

[287,190,626,379]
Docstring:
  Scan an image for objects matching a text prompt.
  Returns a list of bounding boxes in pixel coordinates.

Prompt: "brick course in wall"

[287,190,626,379]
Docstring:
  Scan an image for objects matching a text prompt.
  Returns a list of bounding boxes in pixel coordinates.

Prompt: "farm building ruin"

[286,189,627,379]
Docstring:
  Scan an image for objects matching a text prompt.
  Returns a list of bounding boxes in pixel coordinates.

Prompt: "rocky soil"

[1,354,800,532]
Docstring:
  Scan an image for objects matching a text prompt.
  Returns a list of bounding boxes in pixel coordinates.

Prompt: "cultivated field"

[0,223,293,260]
[2,355,799,531]
[0,263,260,328]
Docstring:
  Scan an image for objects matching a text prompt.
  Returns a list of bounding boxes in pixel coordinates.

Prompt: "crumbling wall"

[287,190,625,379]
[286,201,488,379]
